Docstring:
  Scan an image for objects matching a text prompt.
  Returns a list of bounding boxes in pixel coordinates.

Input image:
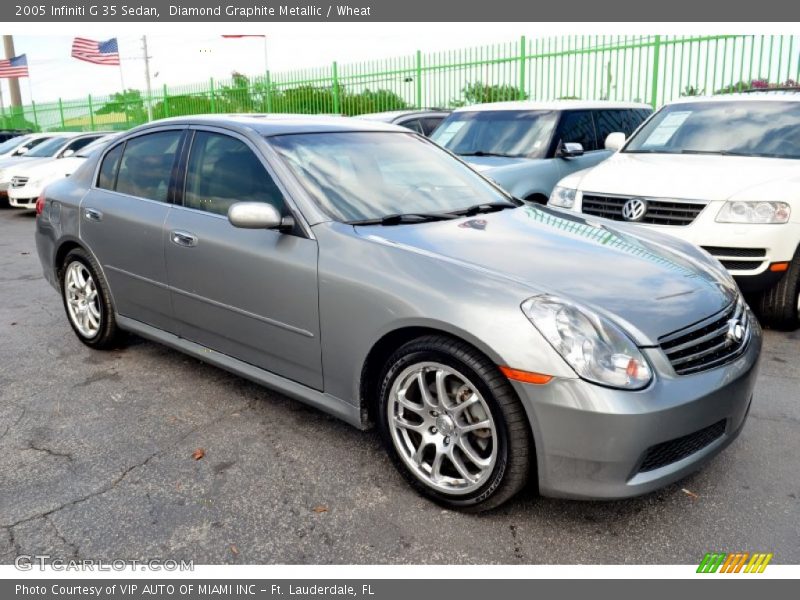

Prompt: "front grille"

[659,298,750,375]
[10,176,28,188]
[702,246,766,258]
[581,194,706,226]
[638,420,726,472]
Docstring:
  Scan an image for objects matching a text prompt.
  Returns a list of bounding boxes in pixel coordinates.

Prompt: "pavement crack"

[0,407,27,442]
[45,515,79,559]
[508,524,525,562]
[28,442,74,461]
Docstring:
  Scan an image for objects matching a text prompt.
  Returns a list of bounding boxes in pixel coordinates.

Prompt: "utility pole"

[2,35,23,121]
[141,35,153,121]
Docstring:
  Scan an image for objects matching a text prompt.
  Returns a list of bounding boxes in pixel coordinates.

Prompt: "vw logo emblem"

[725,318,745,345]
[621,198,648,222]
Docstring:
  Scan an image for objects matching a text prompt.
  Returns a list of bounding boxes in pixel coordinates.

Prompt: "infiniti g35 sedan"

[35,115,761,511]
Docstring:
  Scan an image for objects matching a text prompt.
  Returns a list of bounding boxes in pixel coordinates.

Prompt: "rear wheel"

[59,248,123,349]
[377,335,531,512]
[756,251,800,330]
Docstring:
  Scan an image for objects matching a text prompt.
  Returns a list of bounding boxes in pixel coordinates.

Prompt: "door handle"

[170,230,198,248]
[84,208,103,221]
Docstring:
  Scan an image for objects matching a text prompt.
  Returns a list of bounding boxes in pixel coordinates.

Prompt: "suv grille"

[581,194,706,226]
[638,420,726,473]
[10,176,28,188]
[659,298,750,375]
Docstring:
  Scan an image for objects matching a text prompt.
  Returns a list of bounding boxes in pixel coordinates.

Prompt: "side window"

[399,119,425,134]
[594,109,651,144]
[115,131,182,202]
[62,136,98,156]
[557,111,598,151]
[184,131,284,217]
[97,143,124,190]
[422,117,446,136]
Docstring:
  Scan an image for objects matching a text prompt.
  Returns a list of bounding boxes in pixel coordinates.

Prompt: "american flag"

[0,54,29,78]
[71,37,120,66]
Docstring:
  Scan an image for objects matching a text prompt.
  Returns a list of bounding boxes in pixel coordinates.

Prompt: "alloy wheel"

[64,261,101,338]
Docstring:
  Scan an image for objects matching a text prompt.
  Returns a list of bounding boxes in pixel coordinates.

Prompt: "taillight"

[35,192,45,216]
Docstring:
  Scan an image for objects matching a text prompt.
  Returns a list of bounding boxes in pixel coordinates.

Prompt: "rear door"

[163,127,322,389]
[79,128,185,332]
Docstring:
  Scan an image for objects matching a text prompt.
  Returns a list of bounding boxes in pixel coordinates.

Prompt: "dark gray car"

[34,115,761,511]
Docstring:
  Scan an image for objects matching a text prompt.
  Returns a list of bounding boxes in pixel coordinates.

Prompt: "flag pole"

[263,36,269,74]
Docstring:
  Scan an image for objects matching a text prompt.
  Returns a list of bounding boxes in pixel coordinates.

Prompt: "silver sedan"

[34,115,761,511]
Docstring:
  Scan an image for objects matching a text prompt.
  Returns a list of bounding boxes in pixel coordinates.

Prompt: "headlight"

[548,186,577,208]
[716,201,790,224]
[522,295,652,389]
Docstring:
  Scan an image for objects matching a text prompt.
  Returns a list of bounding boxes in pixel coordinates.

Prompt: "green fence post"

[519,35,527,99]
[650,35,662,108]
[209,78,216,113]
[30,101,39,130]
[265,70,273,113]
[415,50,422,108]
[163,84,170,117]
[332,62,340,114]
[58,98,65,130]
[88,94,95,131]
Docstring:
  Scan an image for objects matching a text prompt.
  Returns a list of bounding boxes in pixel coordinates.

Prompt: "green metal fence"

[3,34,799,132]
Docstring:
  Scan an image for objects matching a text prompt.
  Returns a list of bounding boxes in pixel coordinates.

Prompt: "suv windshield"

[76,136,114,158]
[270,131,513,222]
[430,110,558,158]
[25,136,69,158]
[625,100,800,159]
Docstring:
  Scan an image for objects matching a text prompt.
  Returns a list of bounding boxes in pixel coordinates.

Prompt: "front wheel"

[377,335,532,512]
[59,248,123,349]
[755,251,800,330]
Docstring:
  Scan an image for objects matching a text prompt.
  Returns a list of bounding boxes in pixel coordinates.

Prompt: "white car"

[8,135,117,209]
[548,91,800,328]
[0,131,110,196]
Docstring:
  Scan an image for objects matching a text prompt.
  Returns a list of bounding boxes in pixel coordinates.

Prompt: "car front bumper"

[512,321,762,499]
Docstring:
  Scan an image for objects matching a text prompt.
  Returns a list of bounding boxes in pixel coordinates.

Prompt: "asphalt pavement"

[0,207,798,565]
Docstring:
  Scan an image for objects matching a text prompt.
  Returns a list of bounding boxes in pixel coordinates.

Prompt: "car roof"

[667,91,800,105]
[357,109,450,122]
[130,114,412,136]
[452,100,653,112]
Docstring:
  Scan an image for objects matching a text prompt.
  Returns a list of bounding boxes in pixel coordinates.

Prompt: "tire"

[59,247,123,349]
[755,250,800,330]
[377,334,531,512]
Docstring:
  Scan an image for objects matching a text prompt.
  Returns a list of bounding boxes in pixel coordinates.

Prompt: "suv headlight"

[522,295,652,389]
[716,201,790,224]
[548,186,577,209]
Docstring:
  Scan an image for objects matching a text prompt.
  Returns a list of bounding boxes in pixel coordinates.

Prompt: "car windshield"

[624,100,800,159]
[430,110,558,158]
[269,131,513,222]
[0,135,29,154]
[25,136,68,158]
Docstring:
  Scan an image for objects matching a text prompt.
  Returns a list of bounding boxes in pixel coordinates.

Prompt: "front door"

[164,129,322,390]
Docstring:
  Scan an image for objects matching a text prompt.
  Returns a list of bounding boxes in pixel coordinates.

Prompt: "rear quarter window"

[97,143,124,190]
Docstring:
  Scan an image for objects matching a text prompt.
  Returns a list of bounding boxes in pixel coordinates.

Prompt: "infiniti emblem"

[621,197,648,222]
[726,318,745,345]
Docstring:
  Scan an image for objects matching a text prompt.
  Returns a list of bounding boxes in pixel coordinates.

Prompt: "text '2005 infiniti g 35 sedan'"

[34,115,761,511]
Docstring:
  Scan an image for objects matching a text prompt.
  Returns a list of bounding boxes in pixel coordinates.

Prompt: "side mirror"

[61,149,75,158]
[604,132,626,152]
[227,202,293,232]
[558,142,584,158]
[15,146,28,156]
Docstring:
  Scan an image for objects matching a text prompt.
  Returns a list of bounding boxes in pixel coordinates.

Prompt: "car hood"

[573,152,800,200]
[0,156,46,172]
[13,156,84,178]
[459,155,537,172]
[353,205,736,345]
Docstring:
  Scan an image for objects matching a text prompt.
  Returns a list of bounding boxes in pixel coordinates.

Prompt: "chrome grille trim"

[581,194,706,226]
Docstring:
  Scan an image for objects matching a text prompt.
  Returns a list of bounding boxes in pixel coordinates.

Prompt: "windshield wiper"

[348,212,459,226]
[449,201,519,217]
[458,151,526,158]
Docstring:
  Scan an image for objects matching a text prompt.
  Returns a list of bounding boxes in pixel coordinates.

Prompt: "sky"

[7,25,535,104]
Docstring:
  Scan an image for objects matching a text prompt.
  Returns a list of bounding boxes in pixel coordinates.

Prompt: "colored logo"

[697,552,773,573]
[621,197,648,222]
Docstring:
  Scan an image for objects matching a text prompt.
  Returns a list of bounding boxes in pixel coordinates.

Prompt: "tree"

[95,89,147,125]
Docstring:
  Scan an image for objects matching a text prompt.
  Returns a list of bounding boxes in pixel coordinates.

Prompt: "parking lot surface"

[0,207,798,564]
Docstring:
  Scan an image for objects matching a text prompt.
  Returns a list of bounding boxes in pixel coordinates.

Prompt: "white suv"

[549,92,800,328]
